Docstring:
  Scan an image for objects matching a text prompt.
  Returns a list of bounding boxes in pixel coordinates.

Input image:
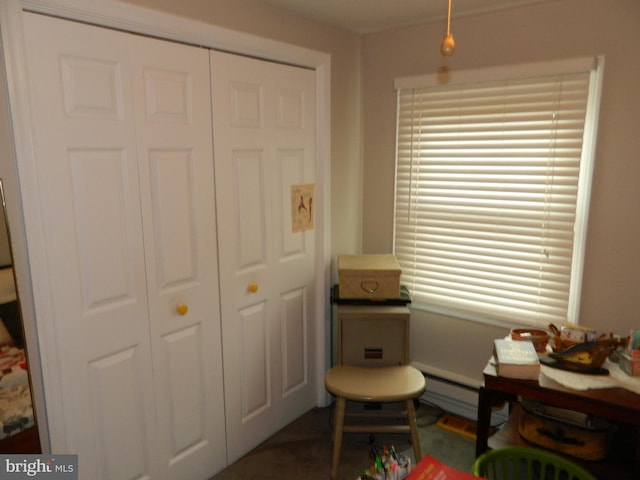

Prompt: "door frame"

[0,0,331,453]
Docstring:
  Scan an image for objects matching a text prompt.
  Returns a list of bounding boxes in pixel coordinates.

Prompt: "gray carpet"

[210,402,476,480]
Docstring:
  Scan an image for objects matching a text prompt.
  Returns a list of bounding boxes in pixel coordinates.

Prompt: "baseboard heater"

[412,362,509,425]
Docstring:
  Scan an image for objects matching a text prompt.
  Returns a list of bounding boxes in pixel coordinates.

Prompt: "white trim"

[0,0,66,451]
[1,0,331,449]
[394,56,599,90]
[567,56,605,323]
[21,0,324,68]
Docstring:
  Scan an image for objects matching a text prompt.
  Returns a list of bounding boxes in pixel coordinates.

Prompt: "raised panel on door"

[211,49,317,463]
[238,301,271,418]
[89,348,151,480]
[215,143,275,460]
[280,288,307,396]
[22,13,156,479]
[130,36,227,479]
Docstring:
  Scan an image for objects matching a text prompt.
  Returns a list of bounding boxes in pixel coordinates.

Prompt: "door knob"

[177,303,188,316]
[248,282,258,293]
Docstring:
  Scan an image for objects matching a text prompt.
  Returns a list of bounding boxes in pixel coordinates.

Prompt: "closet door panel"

[22,13,156,480]
[238,301,270,418]
[212,50,317,463]
[23,13,227,480]
[71,149,138,309]
[281,288,307,394]
[89,348,150,480]
[131,36,227,479]
[233,149,269,268]
[161,325,206,453]
[146,149,197,283]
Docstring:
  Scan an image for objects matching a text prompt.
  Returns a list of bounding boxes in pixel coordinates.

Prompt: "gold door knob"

[177,303,188,316]
[248,282,258,293]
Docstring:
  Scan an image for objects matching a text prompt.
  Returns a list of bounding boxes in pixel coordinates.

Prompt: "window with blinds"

[393,57,604,327]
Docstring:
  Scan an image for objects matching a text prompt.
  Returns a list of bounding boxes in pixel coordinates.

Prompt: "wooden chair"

[324,365,426,479]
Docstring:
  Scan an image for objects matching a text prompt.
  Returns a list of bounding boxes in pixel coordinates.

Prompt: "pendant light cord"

[440,0,455,56]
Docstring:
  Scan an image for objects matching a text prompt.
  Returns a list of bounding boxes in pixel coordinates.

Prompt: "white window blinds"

[393,58,603,327]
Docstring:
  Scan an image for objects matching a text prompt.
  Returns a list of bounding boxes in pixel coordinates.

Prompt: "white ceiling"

[255,0,560,33]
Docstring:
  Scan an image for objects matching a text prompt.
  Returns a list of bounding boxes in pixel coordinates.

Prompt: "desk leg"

[635,427,640,477]
[476,386,492,457]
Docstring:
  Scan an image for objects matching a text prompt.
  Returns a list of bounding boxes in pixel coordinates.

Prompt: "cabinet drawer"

[337,305,410,367]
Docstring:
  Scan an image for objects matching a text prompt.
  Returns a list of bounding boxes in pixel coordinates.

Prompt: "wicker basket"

[518,399,615,460]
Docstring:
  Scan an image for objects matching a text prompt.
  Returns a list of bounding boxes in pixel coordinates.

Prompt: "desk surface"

[483,363,640,426]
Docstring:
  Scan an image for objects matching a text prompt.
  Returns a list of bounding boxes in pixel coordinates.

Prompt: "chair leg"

[331,397,346,480]
[406,399,422,462]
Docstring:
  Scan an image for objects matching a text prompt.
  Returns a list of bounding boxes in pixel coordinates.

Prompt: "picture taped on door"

[291,183,315,232]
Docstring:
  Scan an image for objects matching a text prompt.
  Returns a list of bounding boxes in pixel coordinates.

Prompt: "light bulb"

[440,34,455,56]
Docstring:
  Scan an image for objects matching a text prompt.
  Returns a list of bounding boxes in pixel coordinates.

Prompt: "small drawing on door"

[291,183,315,232]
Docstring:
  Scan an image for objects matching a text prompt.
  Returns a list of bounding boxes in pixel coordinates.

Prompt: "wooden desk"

[476,363,640,479]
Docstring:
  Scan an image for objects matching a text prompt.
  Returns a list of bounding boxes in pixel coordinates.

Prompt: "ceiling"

[254,0,560,33]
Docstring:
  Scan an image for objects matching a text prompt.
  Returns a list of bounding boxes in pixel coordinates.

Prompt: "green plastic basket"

[472,446,597,480]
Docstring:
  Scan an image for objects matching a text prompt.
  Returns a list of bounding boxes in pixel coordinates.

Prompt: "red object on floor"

[406,454,481,480]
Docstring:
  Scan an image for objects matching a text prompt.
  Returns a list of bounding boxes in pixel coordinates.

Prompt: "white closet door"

[211,50,317,463]
[22,13,157,479]
[22,13,226,480]
[131,36,226,479]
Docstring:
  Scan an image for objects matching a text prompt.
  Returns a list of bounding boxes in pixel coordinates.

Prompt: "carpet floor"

[210,401,476,480]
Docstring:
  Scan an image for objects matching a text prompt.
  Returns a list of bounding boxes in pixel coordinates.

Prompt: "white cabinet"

[21,13,225,479]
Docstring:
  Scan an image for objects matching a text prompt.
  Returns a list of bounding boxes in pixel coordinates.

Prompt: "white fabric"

[540,359,640,395]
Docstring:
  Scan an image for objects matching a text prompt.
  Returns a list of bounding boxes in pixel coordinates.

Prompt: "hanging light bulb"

[440,0,455,56]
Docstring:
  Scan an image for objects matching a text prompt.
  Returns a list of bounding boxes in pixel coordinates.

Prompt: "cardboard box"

[619,349,640,376]
[338,254,401,300]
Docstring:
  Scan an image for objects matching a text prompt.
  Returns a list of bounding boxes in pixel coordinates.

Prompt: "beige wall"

[123,0,365,260]
[362,0,640,382]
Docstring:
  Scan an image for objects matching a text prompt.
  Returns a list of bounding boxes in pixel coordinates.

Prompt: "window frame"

[392,56,605,329]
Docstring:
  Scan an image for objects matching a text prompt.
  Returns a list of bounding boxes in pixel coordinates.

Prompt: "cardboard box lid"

[338,254,401,274]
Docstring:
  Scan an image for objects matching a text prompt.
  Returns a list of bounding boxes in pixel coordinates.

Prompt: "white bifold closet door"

[22,12,226,480]
[211,50,317,463]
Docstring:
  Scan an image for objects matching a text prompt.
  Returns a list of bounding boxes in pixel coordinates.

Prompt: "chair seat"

[325,365,426,479]
[325,365,425,402]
